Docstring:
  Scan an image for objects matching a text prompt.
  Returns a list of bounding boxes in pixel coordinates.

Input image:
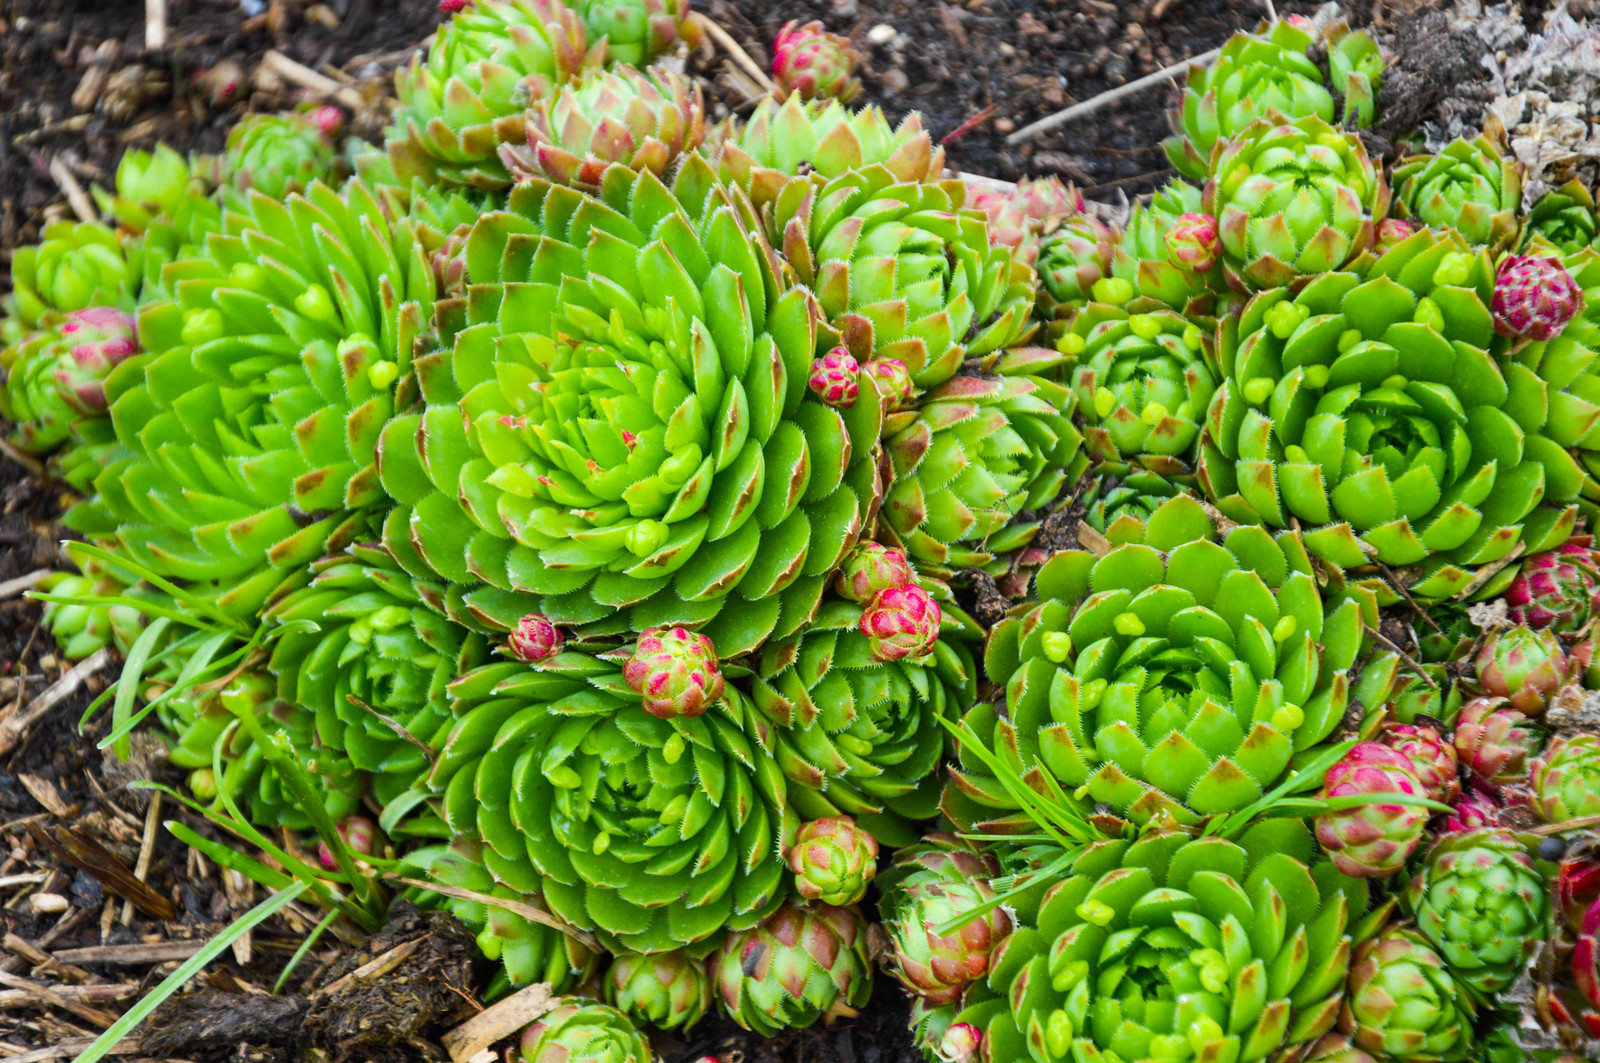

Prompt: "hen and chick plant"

[8,2,1600,1061]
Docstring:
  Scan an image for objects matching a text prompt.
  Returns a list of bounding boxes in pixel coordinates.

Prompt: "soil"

[0,0,1474,1060]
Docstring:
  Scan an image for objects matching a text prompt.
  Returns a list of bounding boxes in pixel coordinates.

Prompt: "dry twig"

[46,158,96,225]
[0,571,51,601]
[690,13,776,94]
[259,51,364,109]
[119,793,161,928]
[443,983,553,1063]
[145,0,167,50]
[0,651,110,759]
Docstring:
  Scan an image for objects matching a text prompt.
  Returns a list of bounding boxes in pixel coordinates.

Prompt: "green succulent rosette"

[519,997,652,1063]
[3,221,140,336]
[605,948,713,1031]
[263,543,489,806]
[1341,925,1477,1061]
[573,0,694,66]
[1199,227,1581,603]
[405,838,599,994]
[63,180,462,618]
[750,598,976,845]
[379,159,883,655]
[943,494,1404,832]
[158,666,363,831]
[1392,135,1522,251]
[880,347,1085,571]
[1080,471,1195,541]
[1402,829,1548,997]
[1058,304,1217,482]
[1524,179,1600,255]
[712,901,872,1037]
[93,144,203,234]
[1037,213,1118,338]
[1165,17,1382,181]
[958,823,1373,1063]
[713,96,945,207]
[1109,180,1225,320]
[35,558,145,661]
[1203,114,1389,292]
[770,164,1035,391]
[422,651,792,955]
[219,113,338,202]
[387,0,596,191]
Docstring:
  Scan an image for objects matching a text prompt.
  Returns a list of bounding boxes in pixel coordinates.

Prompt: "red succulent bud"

[1312,743,1430,878]
[507,612,563,663]
[623,625,724,718]
[859,585,940,662]
[1492,254,1584,341]
[808,347,860,408]
[833,542,914,603]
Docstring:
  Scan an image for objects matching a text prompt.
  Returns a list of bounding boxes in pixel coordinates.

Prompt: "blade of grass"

[70,881,309,1063]
[273,907,340,994]
[109,618,170,760]
[61,540,247,631]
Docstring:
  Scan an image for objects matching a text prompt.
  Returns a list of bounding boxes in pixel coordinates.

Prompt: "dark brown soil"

[0,0,1457,1060]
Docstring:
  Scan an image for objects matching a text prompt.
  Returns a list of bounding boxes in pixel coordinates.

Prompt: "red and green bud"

[1505,539,1600,634]
[48,306,138,415]
[622,625,724,718]
[858,585,940,662]
[1531,733,1600,823]
[1475,624,1569,715]
[1163,211,1220,272]
[1454,696,1544,787]
[1492,253,1583,341]
[772,20,860,103]
[833,542,914,603]
[863,357,915,410]
[317,815,379,871]
[1312,742,1430,878]
[788,817,879,907]
[808,347,860,408]
[508,612,564,663]
[1379,722,1461,805]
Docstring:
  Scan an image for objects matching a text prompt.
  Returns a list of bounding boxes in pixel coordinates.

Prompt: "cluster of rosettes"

[14,3,1600,1062]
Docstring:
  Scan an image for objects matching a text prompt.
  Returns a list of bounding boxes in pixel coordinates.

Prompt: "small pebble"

[880,68,910,93]
[999,42,1015,57]
[1538,836,1568,860]
[867,23,897,45]
[30,893,69,914]
[996,117,1015,133]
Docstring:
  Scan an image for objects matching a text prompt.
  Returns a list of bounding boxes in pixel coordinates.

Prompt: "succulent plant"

[622,625,725,718]
[1531,733,1600,822]
[713,96,944,206]
[1493,253,1584,342]
[712,902,872,1037]
[967,185,1036,269]
[1078,469,1194,540]
[751,597,974,842]
[499,63,705,190]
[573,0,695,66]
[1374,216,1416,253]
[407,839,598,992]
[772,20,860,103]
[382,159,885,655]
[1404,829,1548,995]
[1,306,139,453]
[1037,213,1117,332]
[219,113,337,202]
[1302,1034,1380,1063]
[858,584,942,663]
[1379,722,1461,805]
[960,822,1367,1063]
[1203,114,1388,291]
[1454,696,1544,788]
[508,612,565,662]
[1475,624,1571,714]
[1110,180,1222,318]
[316,815,378,870]
[35,558,144,660]
[1163,211,1221,273]
[1164,17,1382,181]
[832,541,914,602]
[426,653,791,954]
[1553,893,1600,1036]
[808,346,860,408]
[1313,742,1431,879]
[263,544,487,805]
[1443,788,1503,832]
[771,164,1036,391]
[880,836,1009,1006]
[93,144,200,233]
[945,494,1384,832]
[1340,925,1478,1062]
[519,997,652,1063]
[1057,304,1216,481]
[1392,135,1523,251]
[1506,538,1600,633]
[65,180,463,618]
[881,353,1083,570]
[606,949,713,1031]
[1199,227,1579,602]
[387,0,596,191]
[4,220,139,333]
[788,817,878,906]
[1526,179,1600,255]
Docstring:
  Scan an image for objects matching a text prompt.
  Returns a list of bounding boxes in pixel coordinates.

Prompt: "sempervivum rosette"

[773,20,860,103]
[386,0,596,191]
[1110,180,1225,319]
[1203,114,1389,292]
[1,307,139,453]
[943,494,1399,832]
[218,112,338,202]
[405,838,599,994]
[1506,538,1600,633]
[92,144,200,235]
[751,597,975,844]
[1526,179,1600,255]
[572,0,695,67]
[770,165,1036,392]
[1164,17,1382,181]
[1403,829,1548,996]
[499,63,704,190]
[423,650,792,955]
[1057,304,1217,483]
[65,180,462,618]
[383,160,883,655]
[3,221,140,335]
[958,822,1367,1063]
[1198,227,1579,604]
[606,949,713,1031]
[1392,135,1523,251]
[1341,925,1478,1061]
[713,96,945,207]
[263,543,488,805]
[1532,734,1600,823]
[712,901,872,1036]
[879,348,1085,572]
[1037,212,1118,336]
[518,998,652,1063]
[879,835,1011,1007]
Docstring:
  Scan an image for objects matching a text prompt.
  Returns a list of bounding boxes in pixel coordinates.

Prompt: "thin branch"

[48,157,97,224]
[1363,624,1439,690]
[0,650,111,758]
[0,569,52,601]
[690,13,776,95]
[1005,49,1220,145]
[259,51,364,110]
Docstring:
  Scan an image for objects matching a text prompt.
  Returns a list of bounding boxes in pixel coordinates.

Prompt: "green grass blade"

[69,881,310,1063]
[273,908,340,994]
[109,618,170,761]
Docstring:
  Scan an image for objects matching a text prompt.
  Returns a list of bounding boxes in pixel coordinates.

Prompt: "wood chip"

[51,941,202,966]
[442,983,554,1063]
[119,794,162,928]
[146,0,166,50]
[0,1037,139,1062]
[259,50,363,109]
[16,776,70,819]
[689,13,775,94]
[46,158,96,224]
[0,651,110,759]
[0,971,116,1028]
